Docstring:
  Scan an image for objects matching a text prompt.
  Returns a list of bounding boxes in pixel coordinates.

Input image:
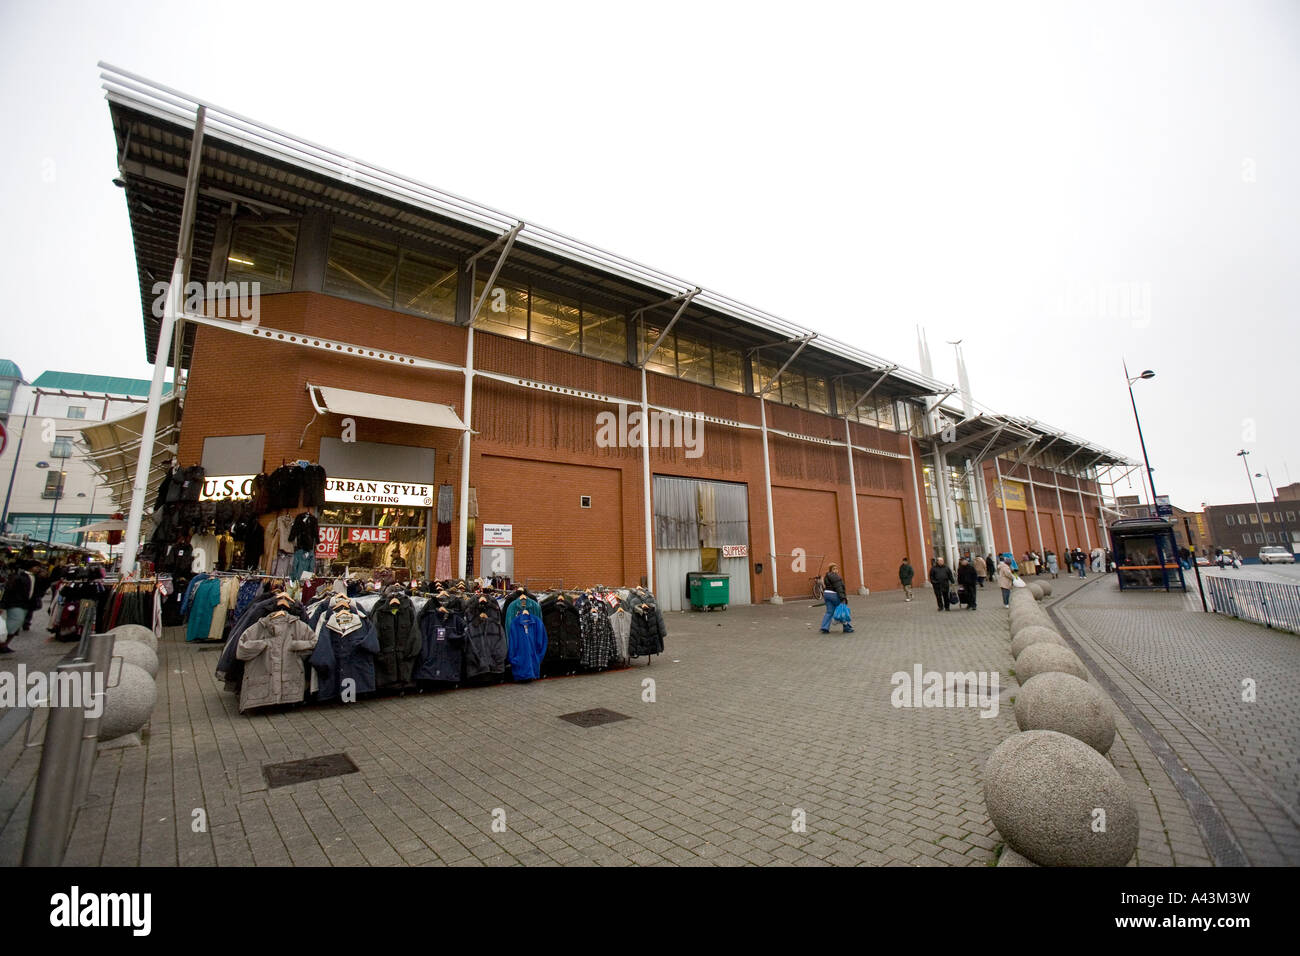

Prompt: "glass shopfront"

[319,504,429,579]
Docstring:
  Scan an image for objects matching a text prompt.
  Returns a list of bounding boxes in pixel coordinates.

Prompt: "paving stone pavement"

[0,577,1223,867]
[1051,575,1300,866]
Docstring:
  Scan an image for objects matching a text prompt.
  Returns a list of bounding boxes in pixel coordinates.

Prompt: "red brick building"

[100,67,1132,607]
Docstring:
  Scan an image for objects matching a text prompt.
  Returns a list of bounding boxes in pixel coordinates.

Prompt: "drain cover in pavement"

[263,752,359,788]
[559,708,630,728]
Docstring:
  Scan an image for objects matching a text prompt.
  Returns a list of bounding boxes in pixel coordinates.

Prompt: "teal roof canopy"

[31,371,172,397]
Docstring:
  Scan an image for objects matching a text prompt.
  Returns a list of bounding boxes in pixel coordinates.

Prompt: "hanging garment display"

[415,593,466,683]
[235,611,318,713]
[186,576,224,643]
[507,602,547,681]
[627,588,666,658]
[289,512,319,552]
[373,586,420,689]
[311,598,380,701]
[503,588,541,631]
[576,593,615,670]
[463,593,506,680]
[540,592,583,675]
[608,595,632,665]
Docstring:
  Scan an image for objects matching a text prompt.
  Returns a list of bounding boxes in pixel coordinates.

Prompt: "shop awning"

[307,384,468,431]
[78,395,180,515]
[74,518,127,535]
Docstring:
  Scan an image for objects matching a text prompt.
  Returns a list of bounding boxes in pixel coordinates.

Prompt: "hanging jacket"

[627,590,666,658]
[507,605,547,681]
[503,590,541,632]
[236,612,317,712]
[373,589,420,687]
[463,594,506,679]
[415,595,466,683]
[576,594,615,670]
[311,604,380,701]
[186,577,223,642]
[608,596,632,665]
[541,592,583,673]
[289,512,319,552]
[216,595,308,683]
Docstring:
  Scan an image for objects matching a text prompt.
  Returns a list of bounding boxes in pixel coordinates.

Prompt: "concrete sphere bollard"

[100,661,157,743]
[1014,642,1090,683]
[110,624,158,654]
[1011,625,1069,659]
[113,641,158,678]
[1014,671,1116,754]
[1028,583,1044,601]
[1009,606,1051,635]
[1037,581,1052,597]
[997,846,1040,867]
[984,729,1139,866]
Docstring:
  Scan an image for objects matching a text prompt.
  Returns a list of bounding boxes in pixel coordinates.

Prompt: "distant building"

[0,368,172,553]
[1276,482,1300,502]
[1204,495,1300,558]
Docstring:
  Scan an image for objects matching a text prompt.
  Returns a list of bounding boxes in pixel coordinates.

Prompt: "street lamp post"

[1124,361,1158,507]
[1254,470,1276,500]
[44,465,63,549]
[1238,451,1267,548]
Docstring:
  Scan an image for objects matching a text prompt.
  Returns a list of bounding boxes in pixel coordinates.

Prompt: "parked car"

[1195,555,1211,567]
[1259,546,1296,565]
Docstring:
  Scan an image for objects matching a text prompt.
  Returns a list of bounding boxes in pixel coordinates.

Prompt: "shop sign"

[721,544,748,558]
[956,527,977,543]
[317,526,340,558]
[199,475,255,501]
[998,480,1027,512]
[325,477,433,507]
[483,524,513,546]
[347,527,390,544]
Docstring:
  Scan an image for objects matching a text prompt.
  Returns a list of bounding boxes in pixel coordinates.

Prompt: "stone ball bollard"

[100,661,157,743]
[1037,581,1052,597]
[109,623,157,654]
[997,846,1040,867]
[1009,606,1051,635]
[1014,671,1116,754]
[984,729,1139,866]
[113,640,159,678]
[1029,583,1044,601]
[1014,642,1090,683]
[1011,624,1069,659]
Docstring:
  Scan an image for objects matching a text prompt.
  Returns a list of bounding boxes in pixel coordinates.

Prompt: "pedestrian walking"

[929,557,955,611]
[898,557,914,602]
[985,553,995,582]
[997,556,1015,607]
[976,555,986,589]
[957,557,978,610]
[819,563,854,633]
[1,560,36,653]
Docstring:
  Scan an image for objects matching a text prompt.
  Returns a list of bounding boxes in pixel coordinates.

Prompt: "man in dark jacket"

[985,553,996,581]
[929,557,955,611]
[898,558,914,602]
[2,561,37,651]
[957,557,979,610]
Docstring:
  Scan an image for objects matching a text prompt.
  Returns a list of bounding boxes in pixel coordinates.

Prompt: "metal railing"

[1204,576,1300,635]
[19,619,115,866]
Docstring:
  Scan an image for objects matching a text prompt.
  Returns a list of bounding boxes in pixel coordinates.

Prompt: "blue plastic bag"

[833,602,852,623]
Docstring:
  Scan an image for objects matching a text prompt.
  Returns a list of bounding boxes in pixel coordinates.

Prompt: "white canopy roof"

[307,384,467,431]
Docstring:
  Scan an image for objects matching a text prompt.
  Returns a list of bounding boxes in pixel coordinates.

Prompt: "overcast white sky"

[0,0,1296,510]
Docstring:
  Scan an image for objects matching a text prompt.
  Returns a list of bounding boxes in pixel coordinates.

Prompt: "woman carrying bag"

[819,564,854,634]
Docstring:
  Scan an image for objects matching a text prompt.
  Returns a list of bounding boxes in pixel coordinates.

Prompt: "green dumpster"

[689,573,730,611]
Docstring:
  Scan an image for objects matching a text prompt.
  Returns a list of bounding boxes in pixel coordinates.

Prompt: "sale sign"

[348,527,390,544]
[317,526,340,558]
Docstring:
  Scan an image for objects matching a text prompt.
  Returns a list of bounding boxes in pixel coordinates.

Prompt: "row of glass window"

[1226,511,1293,524]
[1242,531,1299,544]
[223,219,927,430]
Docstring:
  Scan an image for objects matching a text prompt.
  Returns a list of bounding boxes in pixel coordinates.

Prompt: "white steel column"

[973,459,997,558]
[906,435,929,569]
[1077,481,1094,549]
[641,369,654,594]
[1054,475,1071,551]
[1025,471,1046,556]
[993,455,1014,557]
[932,444,958,566]
[456,325,474,579]
[121,262,182,573]
[759,393,781,603]
[844,418,868,594]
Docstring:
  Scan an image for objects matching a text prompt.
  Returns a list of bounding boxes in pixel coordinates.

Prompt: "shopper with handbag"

[819,564,854,633]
